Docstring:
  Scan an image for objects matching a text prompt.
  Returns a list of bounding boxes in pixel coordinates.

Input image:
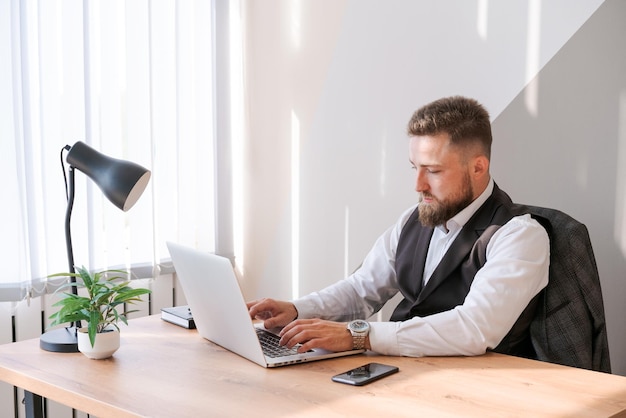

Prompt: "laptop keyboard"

[256,328,305,358]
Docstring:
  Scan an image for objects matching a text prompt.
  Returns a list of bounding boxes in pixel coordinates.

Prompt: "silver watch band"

[352,334,366,350]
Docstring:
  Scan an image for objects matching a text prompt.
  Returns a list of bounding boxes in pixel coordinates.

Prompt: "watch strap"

[352,334,366,350]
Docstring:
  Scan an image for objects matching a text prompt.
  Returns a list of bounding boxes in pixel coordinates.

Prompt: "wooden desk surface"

[1,315,625,417]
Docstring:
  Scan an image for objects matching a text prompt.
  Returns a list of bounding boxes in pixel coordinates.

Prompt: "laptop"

[166,242,365,367]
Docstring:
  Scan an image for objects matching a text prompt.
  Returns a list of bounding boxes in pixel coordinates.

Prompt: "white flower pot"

[77,327,120,359]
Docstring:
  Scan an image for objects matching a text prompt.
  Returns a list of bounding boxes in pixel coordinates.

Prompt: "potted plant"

[48,266,151,359]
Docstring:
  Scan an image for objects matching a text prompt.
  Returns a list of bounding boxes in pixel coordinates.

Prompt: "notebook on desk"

[166,242,364,368]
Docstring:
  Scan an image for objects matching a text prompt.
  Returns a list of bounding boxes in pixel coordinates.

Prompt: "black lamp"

[40,141,151,352]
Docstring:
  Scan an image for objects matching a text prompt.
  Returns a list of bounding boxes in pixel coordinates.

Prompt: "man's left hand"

[278,318,354,353]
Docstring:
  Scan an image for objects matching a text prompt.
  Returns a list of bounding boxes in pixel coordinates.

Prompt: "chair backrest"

[512,204,611,373]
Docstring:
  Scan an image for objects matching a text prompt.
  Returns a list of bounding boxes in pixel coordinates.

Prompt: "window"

[0,1,217,302]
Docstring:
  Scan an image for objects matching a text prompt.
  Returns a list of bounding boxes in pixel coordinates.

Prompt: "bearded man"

[248,96,549,359]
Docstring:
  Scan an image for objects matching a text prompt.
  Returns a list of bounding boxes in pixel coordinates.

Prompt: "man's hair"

[407,96,492,159]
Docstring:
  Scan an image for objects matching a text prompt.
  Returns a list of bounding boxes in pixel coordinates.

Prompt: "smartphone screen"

[331,362,399,386]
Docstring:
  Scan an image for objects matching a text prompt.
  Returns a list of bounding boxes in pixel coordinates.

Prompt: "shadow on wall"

[490,0,626,376]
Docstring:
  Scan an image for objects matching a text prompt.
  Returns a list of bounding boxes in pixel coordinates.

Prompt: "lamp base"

[40,326,79,353]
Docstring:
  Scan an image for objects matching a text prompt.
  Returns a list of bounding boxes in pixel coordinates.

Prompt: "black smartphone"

[331,362,399,386]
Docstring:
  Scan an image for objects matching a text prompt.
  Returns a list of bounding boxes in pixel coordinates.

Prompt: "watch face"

[350,320,369,332]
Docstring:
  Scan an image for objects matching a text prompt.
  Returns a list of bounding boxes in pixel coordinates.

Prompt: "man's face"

[409,133,475,227]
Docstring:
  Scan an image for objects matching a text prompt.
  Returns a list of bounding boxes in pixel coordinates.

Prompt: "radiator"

[0,273,186,418]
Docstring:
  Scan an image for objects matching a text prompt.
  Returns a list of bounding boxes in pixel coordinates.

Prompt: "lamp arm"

[65,167,76,277]
[65,167,81,330]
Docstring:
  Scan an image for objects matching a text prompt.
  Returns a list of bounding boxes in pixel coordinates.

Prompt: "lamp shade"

[66,141,151,211]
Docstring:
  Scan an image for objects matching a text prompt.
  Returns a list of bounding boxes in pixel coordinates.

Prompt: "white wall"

[239,0,626,375]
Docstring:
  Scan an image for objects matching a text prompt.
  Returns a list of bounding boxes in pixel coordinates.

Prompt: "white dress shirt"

[293,179,550,357]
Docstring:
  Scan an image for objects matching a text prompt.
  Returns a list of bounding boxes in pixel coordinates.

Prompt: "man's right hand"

[246,298,298,329]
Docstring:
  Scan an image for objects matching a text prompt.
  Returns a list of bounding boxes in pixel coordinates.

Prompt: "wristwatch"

[347,320,370,350]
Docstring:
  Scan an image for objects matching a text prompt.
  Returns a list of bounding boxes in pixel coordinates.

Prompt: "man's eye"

[427,169,440,174]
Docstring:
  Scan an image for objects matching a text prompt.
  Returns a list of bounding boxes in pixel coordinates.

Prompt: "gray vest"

[390,184,539,357]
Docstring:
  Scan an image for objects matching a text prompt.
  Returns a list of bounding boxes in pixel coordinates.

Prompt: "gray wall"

[491,0,626,375]
[240,0,625,375]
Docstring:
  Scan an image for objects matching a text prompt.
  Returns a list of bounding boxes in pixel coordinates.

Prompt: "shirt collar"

[437,177,494,233]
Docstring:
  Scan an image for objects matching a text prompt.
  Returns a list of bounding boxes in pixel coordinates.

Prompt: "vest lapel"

[409,225,433,298]
[416,226,482,303]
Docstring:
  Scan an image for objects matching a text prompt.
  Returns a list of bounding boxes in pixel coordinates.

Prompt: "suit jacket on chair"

[512,204,611,373]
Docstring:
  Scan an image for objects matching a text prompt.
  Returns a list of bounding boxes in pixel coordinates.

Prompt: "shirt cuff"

[369,321,400,355]
[292,297,318,319]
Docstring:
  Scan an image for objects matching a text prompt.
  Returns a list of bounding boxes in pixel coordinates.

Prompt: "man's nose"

[415,170,427,193]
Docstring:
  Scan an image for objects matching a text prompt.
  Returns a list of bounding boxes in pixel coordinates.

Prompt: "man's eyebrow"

[410,159,442,168]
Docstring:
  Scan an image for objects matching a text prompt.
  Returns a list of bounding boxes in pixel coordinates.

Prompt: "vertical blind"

[0,0,216,302]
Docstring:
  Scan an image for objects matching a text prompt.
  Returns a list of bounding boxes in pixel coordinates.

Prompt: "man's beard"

[418,174,474,227]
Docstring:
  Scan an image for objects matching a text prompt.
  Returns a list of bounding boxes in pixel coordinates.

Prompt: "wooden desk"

[1,315,626,417]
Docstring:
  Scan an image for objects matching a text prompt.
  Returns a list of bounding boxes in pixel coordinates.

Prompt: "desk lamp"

[40,141,151,352]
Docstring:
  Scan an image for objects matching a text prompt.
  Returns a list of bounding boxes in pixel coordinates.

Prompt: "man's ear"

[472,155,490,178]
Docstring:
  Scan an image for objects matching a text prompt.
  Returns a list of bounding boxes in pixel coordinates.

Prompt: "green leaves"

[47,266,152,347]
